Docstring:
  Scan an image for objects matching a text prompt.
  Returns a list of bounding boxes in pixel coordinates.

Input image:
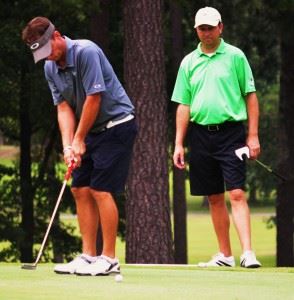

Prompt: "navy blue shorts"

[71,119,137,193]
[189,121,246,196]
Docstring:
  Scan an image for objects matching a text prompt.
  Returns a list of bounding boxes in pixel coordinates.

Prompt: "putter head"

[21,264,37,270]
[235,146,250,161]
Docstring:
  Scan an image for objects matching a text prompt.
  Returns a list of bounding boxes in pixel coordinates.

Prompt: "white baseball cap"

[28,22,55,63]
[194,7,222,28]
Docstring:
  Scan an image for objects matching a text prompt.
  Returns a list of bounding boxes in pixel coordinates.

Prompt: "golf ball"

[115,274,123,282]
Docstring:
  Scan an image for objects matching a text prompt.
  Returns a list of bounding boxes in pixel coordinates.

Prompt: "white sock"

[101,254,118,263]
[243,250,253,256]
[81,253,97,263]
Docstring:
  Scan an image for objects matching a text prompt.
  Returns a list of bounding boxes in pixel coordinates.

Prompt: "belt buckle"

[208,125,219,131]
[106,120,114,129]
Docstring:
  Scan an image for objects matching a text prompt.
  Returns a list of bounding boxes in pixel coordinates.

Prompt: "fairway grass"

[0,263,293,300]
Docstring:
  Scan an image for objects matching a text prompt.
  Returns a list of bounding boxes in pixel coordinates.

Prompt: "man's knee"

[229,189,245,202]
[208,193,225,206]
[71,186,89,198]
[90,189,112,201]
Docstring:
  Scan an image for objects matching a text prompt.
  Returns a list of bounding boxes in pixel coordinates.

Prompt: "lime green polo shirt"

[171,39,256,125]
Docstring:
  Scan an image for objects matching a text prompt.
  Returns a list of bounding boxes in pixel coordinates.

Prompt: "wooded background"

[0,0,293,266]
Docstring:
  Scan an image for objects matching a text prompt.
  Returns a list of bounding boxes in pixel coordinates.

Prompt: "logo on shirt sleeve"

[249,78,255,87]
[94,84,102,89]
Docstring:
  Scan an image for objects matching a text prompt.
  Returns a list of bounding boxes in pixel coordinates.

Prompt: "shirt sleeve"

[235,52,256,96]
[171,59,191,105]
[78,46,106,96]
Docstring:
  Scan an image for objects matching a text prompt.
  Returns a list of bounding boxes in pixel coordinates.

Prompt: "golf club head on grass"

[21,264,37,270]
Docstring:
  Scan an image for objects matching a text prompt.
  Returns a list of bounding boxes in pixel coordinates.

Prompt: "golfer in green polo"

[172,6,261,268]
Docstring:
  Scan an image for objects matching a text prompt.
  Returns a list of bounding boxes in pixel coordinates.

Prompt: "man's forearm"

[246,92,259,137]
[175,104,190,146]
[246,92,260,158]
[57,102,76,148]
[74,94,101,142]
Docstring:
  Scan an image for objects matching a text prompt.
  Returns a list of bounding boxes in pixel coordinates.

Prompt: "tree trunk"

[90,0,110,55]
[172,167,187,263]
[170,0,187,264]
[123,0,174,263]
[19,62,34,262]
[248,183,257,204]
[276,10,294,267]
[90,0,112,255]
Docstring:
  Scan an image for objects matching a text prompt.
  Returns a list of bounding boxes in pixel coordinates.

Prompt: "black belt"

[192,121,242,132]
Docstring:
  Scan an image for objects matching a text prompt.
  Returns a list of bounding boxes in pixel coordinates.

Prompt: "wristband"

[63,145,72,153]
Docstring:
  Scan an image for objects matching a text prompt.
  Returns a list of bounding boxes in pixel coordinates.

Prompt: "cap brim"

[194,20,219,28]
[32,40,52,63]
[28,22,55,63]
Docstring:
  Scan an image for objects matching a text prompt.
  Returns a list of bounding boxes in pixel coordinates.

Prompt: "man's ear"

[53,30,61,38]
[219,23,224,34]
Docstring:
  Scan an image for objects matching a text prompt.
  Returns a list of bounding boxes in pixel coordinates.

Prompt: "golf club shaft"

[236,147,287,182]
[255,159,272,173]
[33,179,68,266]
[255,159,287,182]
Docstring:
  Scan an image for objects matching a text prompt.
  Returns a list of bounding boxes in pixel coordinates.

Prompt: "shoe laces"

[69,254,92,265]
[242,251,255,260]
[212,252,224,260]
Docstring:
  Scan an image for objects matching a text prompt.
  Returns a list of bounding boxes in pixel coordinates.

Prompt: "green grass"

[0,263,293,300]
[0,145,18,166]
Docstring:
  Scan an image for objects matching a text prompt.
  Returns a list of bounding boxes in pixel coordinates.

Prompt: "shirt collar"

[55,36,75,72]
[195,38,225,57]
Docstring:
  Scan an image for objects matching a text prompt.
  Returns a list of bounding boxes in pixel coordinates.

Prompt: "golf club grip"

[241,154,248,161]
[64,162,74,180]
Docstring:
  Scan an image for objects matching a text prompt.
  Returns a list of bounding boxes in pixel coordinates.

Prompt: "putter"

[235,146,287,182]
[21,162,74,270]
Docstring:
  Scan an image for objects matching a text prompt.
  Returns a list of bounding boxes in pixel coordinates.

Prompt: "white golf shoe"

[76,255,120,276]
[54,254,95,274]
[240,251,261,268]
[197,252,235,267]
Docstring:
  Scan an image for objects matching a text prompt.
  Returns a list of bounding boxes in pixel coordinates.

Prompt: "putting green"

[0,263,293,300]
